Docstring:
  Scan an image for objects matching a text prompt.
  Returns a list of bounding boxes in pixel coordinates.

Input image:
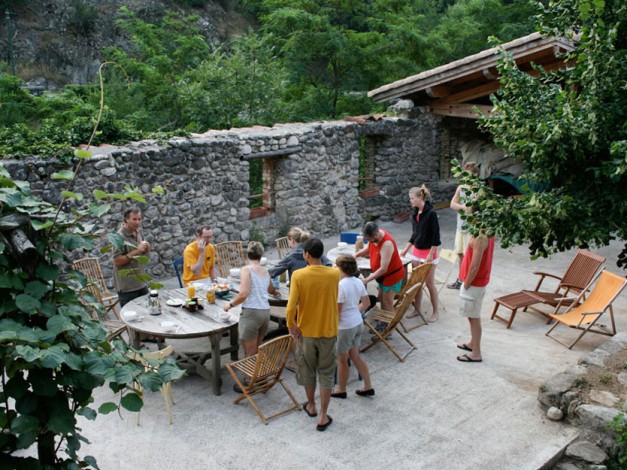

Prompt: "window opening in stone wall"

[358,135,378,191]
[248,158,276,218]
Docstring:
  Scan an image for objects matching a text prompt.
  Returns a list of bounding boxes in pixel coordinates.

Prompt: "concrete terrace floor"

[76,209,627,469]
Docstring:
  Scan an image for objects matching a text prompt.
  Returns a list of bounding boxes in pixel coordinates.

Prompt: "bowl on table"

[218,310,232,322]
[123,311,138,322]
[260,257,268,266]
[337,242,348,249]
[229,268,241,279]
[160,321,176,332]
[214,282,231,298]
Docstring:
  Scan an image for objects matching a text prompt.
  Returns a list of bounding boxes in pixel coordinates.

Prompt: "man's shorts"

[454,231,471,255]
[458,285,486,319]
[377,279,403,293]
[337,323,364,354]
[295,336,337,389]
[239,307,270,341]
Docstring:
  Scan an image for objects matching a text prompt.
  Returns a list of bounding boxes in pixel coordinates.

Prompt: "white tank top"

[242,269,270,310]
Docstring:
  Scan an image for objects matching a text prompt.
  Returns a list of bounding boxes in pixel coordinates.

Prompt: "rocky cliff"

[1,0,248,88]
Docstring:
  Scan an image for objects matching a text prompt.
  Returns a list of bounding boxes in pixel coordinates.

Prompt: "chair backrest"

[72,257,109,300]
[135,345,174,363]
[560,250,606,293]
[395,263,432,308]
[172,256,184,288]
[251,335,292,384]
[275,237,291,259]
[387,282,423,332]
[215,241,247,278]
[572,270,627,317]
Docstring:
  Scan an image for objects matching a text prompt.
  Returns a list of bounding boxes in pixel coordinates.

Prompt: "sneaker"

[447,279,462,290]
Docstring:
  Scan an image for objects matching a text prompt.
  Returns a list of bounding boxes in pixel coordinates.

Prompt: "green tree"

[469,0,627,266]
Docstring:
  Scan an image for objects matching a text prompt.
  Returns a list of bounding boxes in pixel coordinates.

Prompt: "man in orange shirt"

[286,238,340,432]
[183,226,217,286]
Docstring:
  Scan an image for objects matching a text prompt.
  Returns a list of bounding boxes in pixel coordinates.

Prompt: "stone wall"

[3,115,451,282]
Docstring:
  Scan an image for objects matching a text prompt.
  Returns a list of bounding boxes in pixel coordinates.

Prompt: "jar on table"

[206,286,216,304]
[148,289,161,316]
[355,235,364,252]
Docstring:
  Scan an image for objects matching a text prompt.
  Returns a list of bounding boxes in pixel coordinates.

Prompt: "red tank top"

[460,236,495,287]
[368,230,405,286]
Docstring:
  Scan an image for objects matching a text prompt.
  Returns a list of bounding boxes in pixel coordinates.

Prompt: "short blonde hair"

[247,241,264,260]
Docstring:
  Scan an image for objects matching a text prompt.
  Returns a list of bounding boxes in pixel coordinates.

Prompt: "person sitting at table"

[268,227,332,281]
[183,226,217,286]
[331,255,374,399]
[224,241,279,358]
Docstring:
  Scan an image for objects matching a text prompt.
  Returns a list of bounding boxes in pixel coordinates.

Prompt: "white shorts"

[458,285,486,319]
[454,231,471,255]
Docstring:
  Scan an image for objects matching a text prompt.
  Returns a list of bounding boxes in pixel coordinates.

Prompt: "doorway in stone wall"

[248,158,276,219]
[358,135,383,198]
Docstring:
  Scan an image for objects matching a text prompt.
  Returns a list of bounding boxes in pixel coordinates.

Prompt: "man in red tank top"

[456,234,495,363]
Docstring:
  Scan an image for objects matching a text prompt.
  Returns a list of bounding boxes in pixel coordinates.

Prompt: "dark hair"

[335,255,360,277]
[123,207,141,221]
[362,221,379,238]
[247,241,264,260]
[302,238,324,259]
[196,226,212,236]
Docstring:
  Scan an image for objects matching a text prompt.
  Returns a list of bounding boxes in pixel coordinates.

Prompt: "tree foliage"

[470,0,627,266]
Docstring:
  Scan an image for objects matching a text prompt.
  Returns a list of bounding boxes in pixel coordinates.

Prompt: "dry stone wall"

[3,115,448,282]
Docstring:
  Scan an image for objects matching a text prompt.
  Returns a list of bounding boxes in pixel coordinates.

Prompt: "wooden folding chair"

[72,257,121,319]
[226,335,301,424]
[435,248,458,293]
[361,283,422,362]
[215,241,247,279]
[397,262,432,332]
[545,270,627,349]
[131,345,177,425]
[491,250,606,328]
[275,237,291,259]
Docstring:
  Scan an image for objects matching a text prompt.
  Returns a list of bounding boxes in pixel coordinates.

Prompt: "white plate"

[166,299,183,307]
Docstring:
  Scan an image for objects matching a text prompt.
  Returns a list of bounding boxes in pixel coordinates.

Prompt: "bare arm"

[450,185,465,212]
[190,240,207,277]
[359,294,370,313]
[364,240,393,283]
[224,266,250,311]
[400,242,413,257]
[463,237,488,290]
[114,240,149,267]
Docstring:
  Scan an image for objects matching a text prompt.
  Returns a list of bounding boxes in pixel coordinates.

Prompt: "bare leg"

[425,265,439,322]
[412,261,424,314]
[318,388,332,426]
[457,253,463,278]
[304,386,317,416]
[348,347,372,391]
[467,317,482,360]
[333,351,350,393]
[241,339,259,358]
[379,286,395,312]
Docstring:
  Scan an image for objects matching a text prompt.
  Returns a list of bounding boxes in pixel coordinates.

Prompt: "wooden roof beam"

[426,85,451,98]
[429,104,493,119]
[437,81,500,105]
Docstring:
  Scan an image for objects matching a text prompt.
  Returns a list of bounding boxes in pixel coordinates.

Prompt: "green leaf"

[31,219,54,231]
[47,315,78,336]
[15,294,41,314]
[10,414,39,434]
[36,263,60,282]
[120,392,143,412]
[114,365,137,385]
[77,406,97,421]
[25,280,48,299]
[89,203,111,217]
[74,148,93,159]
[47,403,75,434]
[60,190,84,201]
[138,372,162,392]
[93,189,107,201]
[41,346,70,369]
[51,170,75,181]
[159,362,185,382]
[98,402,118,414]
[151,185,165,196]
[16,345,43,362]
[60,232,92,251]
[108,232,124,250]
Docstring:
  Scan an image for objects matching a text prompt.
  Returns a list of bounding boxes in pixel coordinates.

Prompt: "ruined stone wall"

[3,116,450,282]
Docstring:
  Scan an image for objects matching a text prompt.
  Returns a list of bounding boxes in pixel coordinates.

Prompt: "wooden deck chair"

[72,257,120,319]
[132,345,177,425]
[491,250,606,328]
[397,262,432,332]
[361,283,422,362]
[435,248,458,293]
[226,335,300,424]
[215,241,247,279]
[275,237,291,259]
[545,270,627,349]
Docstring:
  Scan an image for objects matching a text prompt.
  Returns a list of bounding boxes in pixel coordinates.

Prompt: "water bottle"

[148,289,161,315]
[272,276,280,290]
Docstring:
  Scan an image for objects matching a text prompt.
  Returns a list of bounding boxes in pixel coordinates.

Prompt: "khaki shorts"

[295,336,337,389]
[337,324,364,354]
[238,308,270,341]
[454,231,471,255]
[458,285,486,319]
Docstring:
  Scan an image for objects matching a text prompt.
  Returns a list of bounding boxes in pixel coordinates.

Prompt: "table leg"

[210,334,222,395]
[230,324,239,361]
[129,329,140,348]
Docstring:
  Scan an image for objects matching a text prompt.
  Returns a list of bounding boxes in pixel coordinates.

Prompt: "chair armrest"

[532,271,562,292]
[581,311,604,316]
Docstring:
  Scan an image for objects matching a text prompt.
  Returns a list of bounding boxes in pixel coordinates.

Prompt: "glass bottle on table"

[187,284,195,299]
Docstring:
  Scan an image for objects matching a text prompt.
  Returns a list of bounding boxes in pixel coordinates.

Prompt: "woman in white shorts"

[331,255,374,399]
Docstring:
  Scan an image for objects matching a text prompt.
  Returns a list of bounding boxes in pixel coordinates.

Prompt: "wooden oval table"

[120,288,241,396]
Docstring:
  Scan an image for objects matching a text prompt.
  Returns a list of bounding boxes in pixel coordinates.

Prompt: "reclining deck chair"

[226,335,301,424]
[491,250,605,328]
[72,257,120,319]
[215,241,247,279]
[545,270,626,349]
[361,283,422,362]
[396,262,432,332]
